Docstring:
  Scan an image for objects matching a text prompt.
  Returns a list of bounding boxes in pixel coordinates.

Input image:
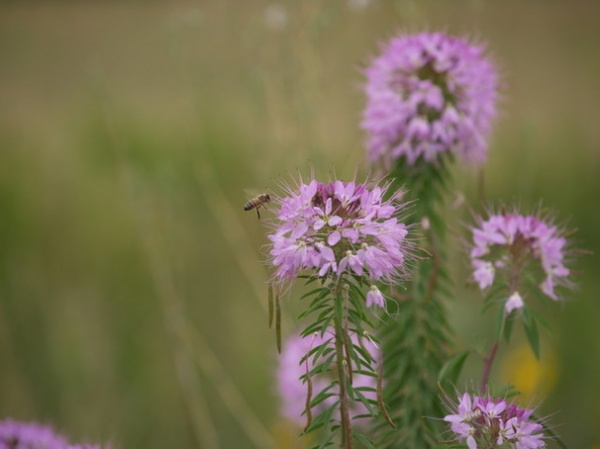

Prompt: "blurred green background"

[1,1,599,448]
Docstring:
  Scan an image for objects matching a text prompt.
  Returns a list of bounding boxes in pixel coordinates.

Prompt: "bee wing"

[243,188,262,199]
[244,187,275,201]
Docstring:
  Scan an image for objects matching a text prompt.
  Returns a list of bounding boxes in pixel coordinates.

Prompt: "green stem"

[480,263,522,393]
[334,282,354,449]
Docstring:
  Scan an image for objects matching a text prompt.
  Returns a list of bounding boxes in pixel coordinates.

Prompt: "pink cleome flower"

[362,32,498,168]
[444,393,546,449]
[0,420,110,449]
[470,211,572,311]
[267,178,410,289]
[276,330,380,426]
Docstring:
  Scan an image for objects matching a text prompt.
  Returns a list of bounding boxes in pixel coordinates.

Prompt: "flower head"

[444,392,546,449]
[267,178,410,287]
[362,32,498,167]
[0,420,110,449]
[470,210,572,305]
[0,420,68,449]
[276,330,379,425]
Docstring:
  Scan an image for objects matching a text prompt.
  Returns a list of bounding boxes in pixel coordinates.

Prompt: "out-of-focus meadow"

[1,1,599,448]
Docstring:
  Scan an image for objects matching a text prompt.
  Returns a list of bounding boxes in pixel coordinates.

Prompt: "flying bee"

[244,193,271,219]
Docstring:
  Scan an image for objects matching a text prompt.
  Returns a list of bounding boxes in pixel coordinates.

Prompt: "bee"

[244,193,271,219]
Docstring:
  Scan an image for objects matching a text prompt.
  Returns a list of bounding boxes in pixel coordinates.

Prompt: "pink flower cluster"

[276,330,379,425]
[470,212,570,313]
[268,179,410,289]
[444,393,545,449]
[0,420,109,449]
[362,32,498,167]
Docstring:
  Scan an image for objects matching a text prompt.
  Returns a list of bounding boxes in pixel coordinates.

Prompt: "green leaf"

[438,349,469,388]
[353,433,376,449]
[300,287,328,302]
[313,436,335,449]
[304,404,336,436]
[352,343,376,367]
[298,303,331,320]
[298,275,322,288]
[494,383,519,399]
[311,353,336,375]
[494,302,506,342]
[310,441,334,449]
[300,341,333,366]
[482,284,507,306]
[480,297,499,315]
[319,314,334,336]
[302,317,333,337]
[529,307,551,335]
[347,281,367,300]
[268,284,273,329]
[352,388,377,416]
[503,311,516,342]
[310,386,337,408]
[522,308,541,359]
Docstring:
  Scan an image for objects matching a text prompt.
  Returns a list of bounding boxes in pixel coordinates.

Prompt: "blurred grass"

[1,1,600,448]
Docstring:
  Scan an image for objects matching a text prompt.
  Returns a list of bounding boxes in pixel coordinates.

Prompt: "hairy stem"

[334,284,354,449]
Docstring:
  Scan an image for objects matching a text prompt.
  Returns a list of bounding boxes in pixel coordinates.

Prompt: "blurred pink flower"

[276,330,379,426]
[0,420,110,449]
[362,32,498,167]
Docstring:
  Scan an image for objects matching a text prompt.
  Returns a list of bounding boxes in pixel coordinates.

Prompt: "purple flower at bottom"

[444,393,547,449]
[267,178,411,289]
[362,32,498,168]
[276,330,380,426]
[0,420,110,449]
[0,420,68,449]
[503,418,545,449]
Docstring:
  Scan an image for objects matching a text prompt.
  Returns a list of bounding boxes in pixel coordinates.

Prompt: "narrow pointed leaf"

[275,292,282,353]
[268,284,274,329]
[303,356,313,433]
[438,349,469,388]
[522,308,541,359]
[494,303,506,342]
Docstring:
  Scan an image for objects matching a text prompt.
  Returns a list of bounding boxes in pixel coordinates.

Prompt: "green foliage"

[484,283,552,358]
[438,350,470,391]
[295,277,390,448]
[388,155,453,220]
[377,156,455,449]
[522,307,541,359]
